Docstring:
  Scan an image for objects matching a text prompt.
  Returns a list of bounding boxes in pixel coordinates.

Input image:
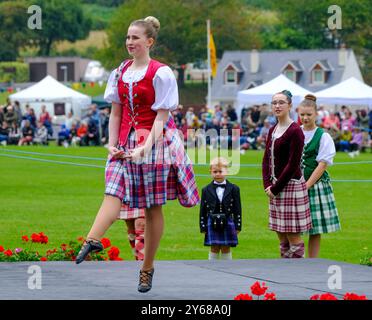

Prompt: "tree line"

[0,0,371,84]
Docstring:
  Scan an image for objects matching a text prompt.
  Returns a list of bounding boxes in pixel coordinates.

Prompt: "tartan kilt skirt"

[307,179,341,235]
[204,216,238,247]
[269,177,312,233]
[118,203,145,220]
[105,116,200,209]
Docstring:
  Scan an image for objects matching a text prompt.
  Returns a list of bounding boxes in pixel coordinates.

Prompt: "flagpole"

[207,19,212,109]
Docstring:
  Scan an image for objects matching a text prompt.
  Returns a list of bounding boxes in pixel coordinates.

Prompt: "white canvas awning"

[315,77,372,107]
[236,74,314,120]
[9,75,91,119]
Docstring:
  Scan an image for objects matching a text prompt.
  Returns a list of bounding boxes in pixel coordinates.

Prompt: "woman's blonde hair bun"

[144,16,160,33]
[305,94,317,102]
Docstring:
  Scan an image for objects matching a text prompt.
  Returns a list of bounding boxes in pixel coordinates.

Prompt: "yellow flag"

[209,31,217,78]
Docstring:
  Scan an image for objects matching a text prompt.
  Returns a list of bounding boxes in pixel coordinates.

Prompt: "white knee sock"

[220,252,232,260]
[208,252,219,260]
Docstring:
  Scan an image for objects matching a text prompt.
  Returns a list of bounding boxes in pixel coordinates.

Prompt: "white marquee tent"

[236,74,314,120]
[315,77,372,107]
[9,75,92,121]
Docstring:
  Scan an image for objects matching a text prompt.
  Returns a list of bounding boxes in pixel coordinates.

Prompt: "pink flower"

[15,248,23,254]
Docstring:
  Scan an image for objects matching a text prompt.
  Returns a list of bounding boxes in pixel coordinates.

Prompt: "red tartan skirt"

[118,203,145,220]
[105,117,200,209]
[269,177,312,233]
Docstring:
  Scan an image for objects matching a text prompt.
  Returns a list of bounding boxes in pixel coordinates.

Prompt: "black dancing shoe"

[138,268,154,293]
[75,239,103,264]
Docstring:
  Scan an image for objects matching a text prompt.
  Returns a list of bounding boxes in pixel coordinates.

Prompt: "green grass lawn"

[0,145,371,264]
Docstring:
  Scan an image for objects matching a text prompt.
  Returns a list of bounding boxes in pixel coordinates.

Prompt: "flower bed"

[0,233,123,262]
[234,281,368,300]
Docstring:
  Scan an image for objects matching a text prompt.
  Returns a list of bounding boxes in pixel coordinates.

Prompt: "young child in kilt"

[118,204,145,261]
[200,157,242,260]
[262,90,312,258]
[75,16,200,293]
[298,94,341,258]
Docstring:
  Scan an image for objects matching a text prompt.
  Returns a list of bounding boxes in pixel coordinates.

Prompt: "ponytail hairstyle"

[130,16,160,49]
[299,94,317,111]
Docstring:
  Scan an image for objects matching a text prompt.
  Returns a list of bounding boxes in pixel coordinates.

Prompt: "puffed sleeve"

[151,66,179,111]
[103,69,121,104]
[316,132,336,165]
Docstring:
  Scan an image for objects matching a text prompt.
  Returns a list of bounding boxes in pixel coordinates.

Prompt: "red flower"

[40,257,48,261]
[108,246,120,260]
[77,237,85,243]
[343,293,367,300]
[31,233,41,243]
[61,244,67,251]
[22,235,29,242]
[264,292,277,300]
[101,238,111,249]
[250,281,268,296]
[38,232,48,244]
[310,294,320,300]
[0,246,4,252]
[234,293,253,300]
[4,249,13,257]
[316,293,338,300]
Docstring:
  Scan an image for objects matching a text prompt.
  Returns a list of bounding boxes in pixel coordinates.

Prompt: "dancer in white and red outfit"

[75,16,200,293]
[262,90,312,258]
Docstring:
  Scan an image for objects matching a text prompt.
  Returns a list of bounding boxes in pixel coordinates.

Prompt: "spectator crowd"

[1,98,371,158]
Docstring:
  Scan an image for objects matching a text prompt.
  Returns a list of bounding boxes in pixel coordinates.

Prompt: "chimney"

[338,43,347,66]
[250,49,259,73]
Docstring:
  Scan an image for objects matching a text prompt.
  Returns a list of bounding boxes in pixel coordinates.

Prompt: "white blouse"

[302,127,336,165]
[103,64,179,112]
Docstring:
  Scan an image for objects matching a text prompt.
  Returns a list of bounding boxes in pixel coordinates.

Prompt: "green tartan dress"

[302,127,341,235]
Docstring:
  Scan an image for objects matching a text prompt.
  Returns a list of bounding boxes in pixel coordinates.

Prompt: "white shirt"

[302,127,336,165]
[103,64,178,112]
[214,180,226,202]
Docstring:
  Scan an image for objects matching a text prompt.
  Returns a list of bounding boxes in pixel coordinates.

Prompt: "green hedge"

[0,62,29,83]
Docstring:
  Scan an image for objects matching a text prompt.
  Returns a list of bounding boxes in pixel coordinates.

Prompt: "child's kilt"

[118,203,145,220]
[307,178,341,235]
[105,116,200,209]
[269,177,312,233]
[204,216,238,247]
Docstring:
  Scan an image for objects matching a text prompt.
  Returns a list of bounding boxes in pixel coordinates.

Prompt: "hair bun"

[144,16,160,32]
[281,90,293,98]
[305,94,317,102]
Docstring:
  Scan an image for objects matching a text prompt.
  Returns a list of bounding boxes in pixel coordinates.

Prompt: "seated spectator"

[226,104,238,122]
[57,124,71,147]
[8,122,21,145]
[322,112,340,131]
[76,121,88,146]
[4,105,18,127]
[39,105,53,138]
[33,121,48,145]
[87,116,100,146]
[339,126,352,152]
[348,127,363,158]
[70,123,80,147]
[18,120,34,146]
[256,119,271,149]
[341,110,356,131]
[0,121,10,146]
[24,108,37,129]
